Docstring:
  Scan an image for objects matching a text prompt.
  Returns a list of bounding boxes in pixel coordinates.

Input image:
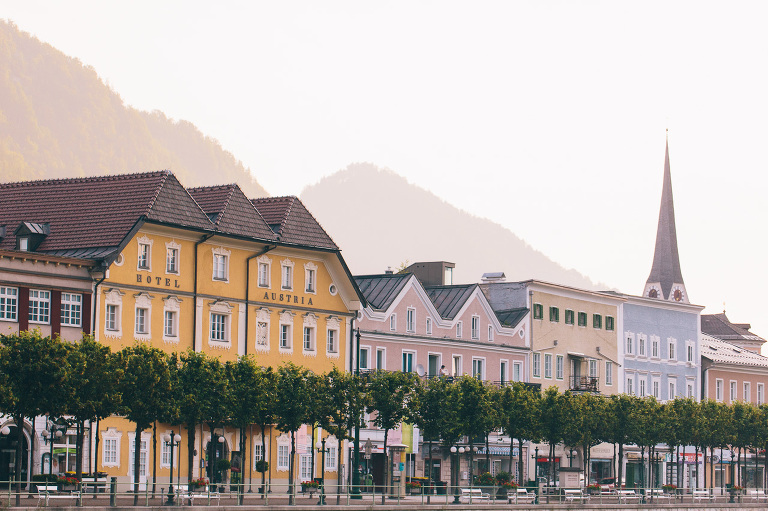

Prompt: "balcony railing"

[570,376,599,393]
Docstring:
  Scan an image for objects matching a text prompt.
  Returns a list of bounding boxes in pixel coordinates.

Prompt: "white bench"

[36,484,81,507]
[460,488,490,503]
[563,489,587,502]
[509,488,535,504]
[617,489,639,503]
[647,488,671,501]
[748,489,768,502]
[81,477,108,493]
[692,489,711,502]
[180,487,221,506]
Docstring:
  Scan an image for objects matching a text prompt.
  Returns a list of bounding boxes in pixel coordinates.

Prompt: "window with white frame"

[103,289,124,337]
[326,444,337,471]
[687,382,694,398]
[652,336,659,358]
[715,379,723,401]
[472,358,485,379]
[104,438,118,465]
[758,383,764,405]
[626,334,633,355]
[626,376,634,395]
[456,321,463,338]
[376,348,385,370]
[555,355,564,380]
[532,353,541,378]
[326,329,337,354]
[280,324,291,349]
[513,361,522,382]
[687,343,694,363]
[471,316,480,340]
[303,326,315,351]
[279,311,294,351]
[211,313,228,342]
[137,237,152,270]
[500,361,508,384]
[61,293,82,327]
[161,435,177,467]
[544,354,552,379]
[164,310,177,338]
[668,338,676,360]
[669,379,677,400]
[258,262,270,287]
[402,351,414,373]
[639,378,647,397]
[589,359,598,378]
[425,317,432,335]
[406,308,415,333]
[253,442,264,469]
[730,380,737,402]
[488,325,494,341]
[0,286,18,321]
[652,378,660,399]
[605,361,612,385]
[281,259,294,290]
[212,250,229,281]
[304,262,317,293]
[135,307,149,335]
[359,347,370,370]
[452,355,461,376]
[277,444,289,471]
[744,382,751,403]
[29,289,50,324]
[166,241,180,274]
[639,336,646,356]
[390,314,396,331]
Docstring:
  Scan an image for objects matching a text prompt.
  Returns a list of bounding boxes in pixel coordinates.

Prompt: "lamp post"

[350,328,362,499]
[315,438,329,505]
[41,419,66,479]
[163,431,181,505]
[450,446,461,504]
[532,446,539,504]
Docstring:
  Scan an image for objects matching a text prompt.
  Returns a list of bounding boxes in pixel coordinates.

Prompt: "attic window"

[19,238,29,251]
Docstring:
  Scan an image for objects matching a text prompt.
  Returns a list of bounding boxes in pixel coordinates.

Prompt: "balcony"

[570,376,599,393]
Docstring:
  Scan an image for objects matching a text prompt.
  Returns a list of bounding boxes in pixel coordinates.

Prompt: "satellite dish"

[415,364,426,377]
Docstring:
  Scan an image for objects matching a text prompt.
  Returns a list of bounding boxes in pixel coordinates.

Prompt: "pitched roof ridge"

[355,273,411,279]
[0,169,170,189]
[143,170,173,217]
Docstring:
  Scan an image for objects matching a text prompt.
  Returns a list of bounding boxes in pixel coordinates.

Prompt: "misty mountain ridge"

[301,163,600,289]
[0,20,267,196]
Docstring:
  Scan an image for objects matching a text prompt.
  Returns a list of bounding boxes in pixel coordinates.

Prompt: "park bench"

[563,489,587,503]
[692,489,711,502]
[81,477,108,493]
[748,489,768,502]
[617,489,639,503]
[508,487,535,504]
[647,488,671,502]
[36,484,81,507]
[179,486,221,506]
[460,488,490,503]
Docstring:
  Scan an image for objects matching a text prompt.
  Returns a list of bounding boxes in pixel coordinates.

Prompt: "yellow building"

[0,171,363,490]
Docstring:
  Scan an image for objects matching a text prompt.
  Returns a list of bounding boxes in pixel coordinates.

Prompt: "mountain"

[301,163,599,288]
[0,20,267,196]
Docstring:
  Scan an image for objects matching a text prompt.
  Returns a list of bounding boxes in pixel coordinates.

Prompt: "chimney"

[481,272,506,283]
[385,267,394,275]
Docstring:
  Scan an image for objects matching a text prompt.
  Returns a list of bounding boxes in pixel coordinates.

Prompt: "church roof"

[646,136,685,300]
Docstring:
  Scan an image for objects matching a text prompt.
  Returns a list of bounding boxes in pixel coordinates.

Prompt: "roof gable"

[355,273,411,311]
[424,284,477,320]
[189,184,275,240]
[252,196,338,250]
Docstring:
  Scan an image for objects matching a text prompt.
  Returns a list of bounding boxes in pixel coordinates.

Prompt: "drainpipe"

[244,244,276,356]
[90,265,108,336]
[193,233,215,352]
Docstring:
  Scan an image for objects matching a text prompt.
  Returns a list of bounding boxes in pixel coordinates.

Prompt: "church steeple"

[643,133,688,303]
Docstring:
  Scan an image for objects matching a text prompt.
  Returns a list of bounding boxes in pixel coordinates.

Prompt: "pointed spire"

[644,133,688,302]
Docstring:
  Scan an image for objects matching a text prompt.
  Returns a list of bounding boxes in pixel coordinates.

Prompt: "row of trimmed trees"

[3,331,768,505]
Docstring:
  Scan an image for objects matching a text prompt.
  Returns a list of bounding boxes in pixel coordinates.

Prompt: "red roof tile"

[189,185,276,241]
[251,196,338,250]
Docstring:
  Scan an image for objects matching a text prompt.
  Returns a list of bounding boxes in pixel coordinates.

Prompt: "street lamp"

[450,446,461,504]
[315,438,329,505]
[163,431,181,505]
[532,446,539,504]
[41,419,66,479]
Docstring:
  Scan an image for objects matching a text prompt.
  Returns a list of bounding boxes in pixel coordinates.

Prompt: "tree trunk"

[75,420,83,479]
[29,417,36,478]
[518,439,524,486]
[133,427,142,506]
[185,422,196,483]
[151,422,157,496]
[336,441,343,505]
[382,429,389,504]
[239,426,246,505]
[427,439,433,504]
[260,424,267,496]
[94,419,100,475]
[14,414,23,507]
[618,442,624,490]
[289,431,296,505]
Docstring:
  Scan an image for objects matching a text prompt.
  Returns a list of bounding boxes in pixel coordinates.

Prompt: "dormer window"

[19,238,28,251]
[14,222,49,252]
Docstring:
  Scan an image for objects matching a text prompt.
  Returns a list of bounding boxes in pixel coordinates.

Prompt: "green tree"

[0,332,69,506]
[499,382,541,485]
[454,376,497,486]
[63,336,121,481]
[251,366,277,496]
[116,343,172,505]
[225,356,262,503]
[539,387,565,489]
[604,394,637,490]
[366,370,417,503]
[274,363,311,504]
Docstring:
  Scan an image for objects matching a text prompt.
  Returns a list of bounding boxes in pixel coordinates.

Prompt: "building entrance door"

[0,426,28,486]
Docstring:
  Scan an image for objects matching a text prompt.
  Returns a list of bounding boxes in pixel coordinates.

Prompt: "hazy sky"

[4,1,767,341]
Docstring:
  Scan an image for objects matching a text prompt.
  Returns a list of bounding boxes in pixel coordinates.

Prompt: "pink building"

[354,262,529,487]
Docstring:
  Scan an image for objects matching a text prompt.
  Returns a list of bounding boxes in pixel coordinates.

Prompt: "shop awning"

[53,447,76,455]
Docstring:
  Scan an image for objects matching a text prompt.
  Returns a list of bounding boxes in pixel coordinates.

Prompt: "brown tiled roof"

[702,313,765,342]
[189,185,275,241]
[251,196,338,250]
[0,171,213,256]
